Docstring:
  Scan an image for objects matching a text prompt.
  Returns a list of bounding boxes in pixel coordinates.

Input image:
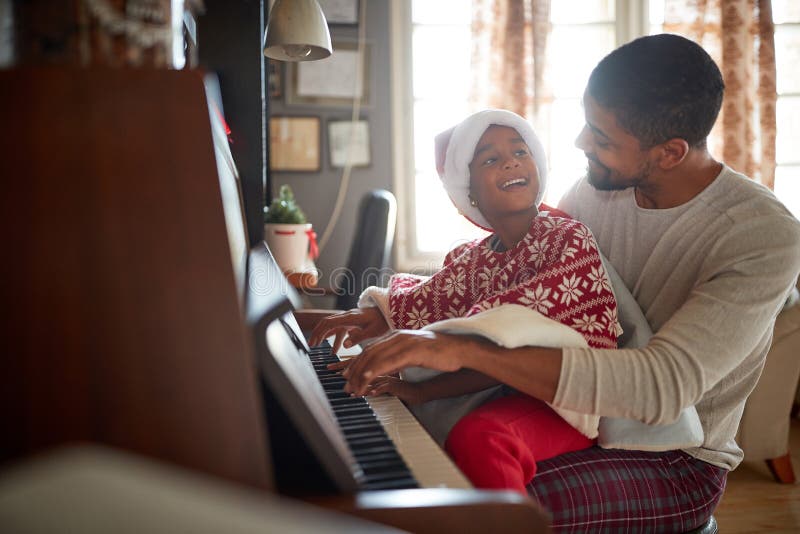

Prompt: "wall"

[268,0,394,298]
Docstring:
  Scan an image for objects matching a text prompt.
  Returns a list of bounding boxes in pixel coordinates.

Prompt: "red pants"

[445,394,595,494]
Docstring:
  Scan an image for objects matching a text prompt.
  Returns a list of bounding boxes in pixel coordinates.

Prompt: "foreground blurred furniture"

[0,446,398,534]
[736,278,800,483]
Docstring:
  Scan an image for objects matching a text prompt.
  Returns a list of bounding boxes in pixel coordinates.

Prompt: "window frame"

[774,20,800,217]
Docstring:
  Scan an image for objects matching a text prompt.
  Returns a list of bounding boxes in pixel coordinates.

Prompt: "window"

[391,0,646,270]
[773,0,800,217]
[391,1,797,271]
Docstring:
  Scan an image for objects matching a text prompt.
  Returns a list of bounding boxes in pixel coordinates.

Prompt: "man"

[328,34,800,531]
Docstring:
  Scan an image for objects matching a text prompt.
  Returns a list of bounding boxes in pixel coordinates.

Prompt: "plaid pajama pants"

[528,447,728,533]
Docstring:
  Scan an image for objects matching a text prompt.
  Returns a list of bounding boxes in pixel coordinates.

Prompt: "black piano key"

[339,421,386,433]
[334,412,378,423]
[329,394,366,403]
[330,402,370,412]
[345,428,391,441]
[349,441,397,453]
[328,397,367,406]
[341,423,386,434]
[323,387,349,396]
[319,376,343,383]
[368,468,420,480]
[333,406,375,419]
[349,444,399,456]
[357,456,407,467]
[319,374,345,382]
[343,428,390,439]
[345,432,389,444]
[360,461,409,474]
[362,471,419,485]
[361,478,419,490]
[319,375,346,383]
[353,450,404,462]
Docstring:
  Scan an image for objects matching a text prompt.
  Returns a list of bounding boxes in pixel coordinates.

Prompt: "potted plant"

[263,185,317,272]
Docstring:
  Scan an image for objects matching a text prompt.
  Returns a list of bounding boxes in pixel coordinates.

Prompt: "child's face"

[468,125,540,223]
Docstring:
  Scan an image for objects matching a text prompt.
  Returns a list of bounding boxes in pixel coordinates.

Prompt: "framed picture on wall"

[328,120,370,168]
[268,60,282,99]
[287,40,369,107]
[317,0,359,25]
[269,116,321,172]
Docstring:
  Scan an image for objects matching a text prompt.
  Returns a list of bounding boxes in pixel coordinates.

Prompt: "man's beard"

[586,156,651,192]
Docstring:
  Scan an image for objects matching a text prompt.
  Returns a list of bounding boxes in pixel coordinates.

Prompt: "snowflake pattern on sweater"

[388,212,621,349]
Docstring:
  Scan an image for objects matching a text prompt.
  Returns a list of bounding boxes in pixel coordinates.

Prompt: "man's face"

[575,93,653,191]
[468,125,540,223]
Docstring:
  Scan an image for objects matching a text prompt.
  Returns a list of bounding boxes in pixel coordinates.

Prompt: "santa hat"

[435,109,548,230]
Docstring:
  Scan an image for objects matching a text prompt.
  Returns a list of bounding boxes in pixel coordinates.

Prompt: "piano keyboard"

[312,341,472,490]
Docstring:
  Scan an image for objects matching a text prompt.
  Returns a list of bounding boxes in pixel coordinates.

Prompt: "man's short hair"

[587,33,724,149]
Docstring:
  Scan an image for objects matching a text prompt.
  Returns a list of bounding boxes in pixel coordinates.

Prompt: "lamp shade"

[263,0,332,61]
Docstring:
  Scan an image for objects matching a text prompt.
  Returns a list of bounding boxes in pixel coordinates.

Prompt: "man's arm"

[343,330,563,403]
[367,368,501,405]
[554,215,800,425]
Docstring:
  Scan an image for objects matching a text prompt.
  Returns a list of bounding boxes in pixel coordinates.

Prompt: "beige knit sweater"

[556,165,800,470]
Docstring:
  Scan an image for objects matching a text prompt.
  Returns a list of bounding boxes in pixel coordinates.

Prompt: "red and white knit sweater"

[384,209,621,349]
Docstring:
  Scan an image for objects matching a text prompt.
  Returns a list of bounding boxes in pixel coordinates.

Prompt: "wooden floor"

[715,418,800,532]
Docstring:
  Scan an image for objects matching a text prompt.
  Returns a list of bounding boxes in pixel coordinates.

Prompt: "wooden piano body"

[0,68,548,533]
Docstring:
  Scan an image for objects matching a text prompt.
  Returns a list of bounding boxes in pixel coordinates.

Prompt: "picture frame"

[328,120,370,168]
[286,40,369,107]
[317,0,359,25]
[268,59,282,99]
[269,116,321,172]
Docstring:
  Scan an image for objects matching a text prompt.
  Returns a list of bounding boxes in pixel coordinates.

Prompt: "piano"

[0,67,548,532]
[247,242,471,494]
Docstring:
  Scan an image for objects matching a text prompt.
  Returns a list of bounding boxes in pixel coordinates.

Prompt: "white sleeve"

[357,286,394,329]
[554,214,800,425]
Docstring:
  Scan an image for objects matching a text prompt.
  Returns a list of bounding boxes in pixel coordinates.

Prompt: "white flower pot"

[264,223,312,272]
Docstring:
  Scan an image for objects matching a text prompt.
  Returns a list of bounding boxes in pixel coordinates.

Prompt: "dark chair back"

[335,190,397,310]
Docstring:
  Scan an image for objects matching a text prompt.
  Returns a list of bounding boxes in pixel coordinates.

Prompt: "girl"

[310,109,621,493]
